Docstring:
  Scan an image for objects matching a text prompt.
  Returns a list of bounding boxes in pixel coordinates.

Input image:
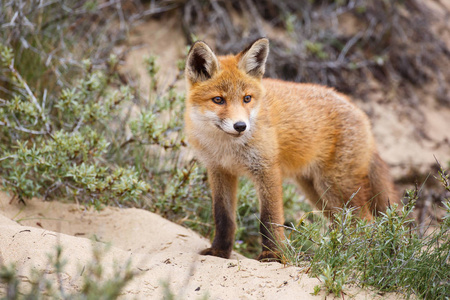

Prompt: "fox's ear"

[185,41,219,84]
[238,38,269,78]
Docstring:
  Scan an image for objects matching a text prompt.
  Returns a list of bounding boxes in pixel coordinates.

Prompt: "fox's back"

[261,78,375,177]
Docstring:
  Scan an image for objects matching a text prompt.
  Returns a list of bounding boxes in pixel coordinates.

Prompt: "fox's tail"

[368,152,401,215]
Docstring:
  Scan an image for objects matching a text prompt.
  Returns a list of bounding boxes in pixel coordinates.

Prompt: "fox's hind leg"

[296,176,324,212]
[298,171,374,220]
[368,152,400,215]
[315,173,374,220]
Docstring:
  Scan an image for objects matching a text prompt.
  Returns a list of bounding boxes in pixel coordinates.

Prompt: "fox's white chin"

[223,130,244,138]
[215,124,247,137]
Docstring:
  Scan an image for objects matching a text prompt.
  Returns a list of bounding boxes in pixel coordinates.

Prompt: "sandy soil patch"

[0,192,400,299]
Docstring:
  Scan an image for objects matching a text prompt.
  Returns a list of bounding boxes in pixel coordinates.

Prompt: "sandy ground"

[0,192,399,299]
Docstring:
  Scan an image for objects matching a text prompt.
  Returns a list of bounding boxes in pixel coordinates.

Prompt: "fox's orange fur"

[184,38,398,261]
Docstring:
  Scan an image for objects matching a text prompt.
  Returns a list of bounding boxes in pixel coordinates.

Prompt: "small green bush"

[281,165,450,299]
[0,45,150,208]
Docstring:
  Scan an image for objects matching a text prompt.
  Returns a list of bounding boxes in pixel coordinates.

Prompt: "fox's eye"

[212,96,225,105]
[243,95,252,103]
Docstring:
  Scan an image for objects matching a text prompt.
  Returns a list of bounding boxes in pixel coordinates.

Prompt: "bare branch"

[0,155,15,162]
[0,118,48,135]
[8,59,51,133]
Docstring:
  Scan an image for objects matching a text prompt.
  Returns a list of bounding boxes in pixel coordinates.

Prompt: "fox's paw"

[199,247,231,259]
[256,250,281,263]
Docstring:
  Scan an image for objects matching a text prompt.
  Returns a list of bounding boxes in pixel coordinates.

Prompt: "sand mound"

[0,192,399,299]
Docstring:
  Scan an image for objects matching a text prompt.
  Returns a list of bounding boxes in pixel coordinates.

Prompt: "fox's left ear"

[238,38,269,78]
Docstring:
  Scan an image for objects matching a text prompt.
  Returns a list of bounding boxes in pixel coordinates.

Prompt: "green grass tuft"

[280,170,450,298]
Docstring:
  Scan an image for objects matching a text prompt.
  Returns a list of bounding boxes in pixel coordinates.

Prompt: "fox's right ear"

[185,41,219,85]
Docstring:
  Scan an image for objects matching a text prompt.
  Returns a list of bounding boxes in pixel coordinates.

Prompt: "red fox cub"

[184,38,398,261]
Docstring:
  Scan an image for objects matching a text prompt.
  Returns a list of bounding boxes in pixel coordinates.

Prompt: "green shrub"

[281,165,450,299]
[0,45,150,208]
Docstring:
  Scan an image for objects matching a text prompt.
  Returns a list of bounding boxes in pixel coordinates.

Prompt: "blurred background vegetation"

[0,0,449,267]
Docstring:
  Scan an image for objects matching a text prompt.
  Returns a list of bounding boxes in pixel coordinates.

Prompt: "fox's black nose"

[233,122,247,133]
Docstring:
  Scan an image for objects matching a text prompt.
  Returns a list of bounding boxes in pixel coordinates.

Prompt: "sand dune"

[0,192,399,299]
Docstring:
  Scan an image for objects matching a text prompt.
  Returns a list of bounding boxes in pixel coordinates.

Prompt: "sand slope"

[0,192,400,299]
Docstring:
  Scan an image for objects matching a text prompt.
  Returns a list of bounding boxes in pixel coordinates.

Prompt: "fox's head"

[185,38,269,139]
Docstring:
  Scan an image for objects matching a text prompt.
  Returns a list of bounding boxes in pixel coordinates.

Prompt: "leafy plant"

[280,171,450,298]
[0,45,150,208]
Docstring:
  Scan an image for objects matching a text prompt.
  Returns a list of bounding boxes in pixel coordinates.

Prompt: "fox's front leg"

[253,166,285,262]
[200,168,238,259]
